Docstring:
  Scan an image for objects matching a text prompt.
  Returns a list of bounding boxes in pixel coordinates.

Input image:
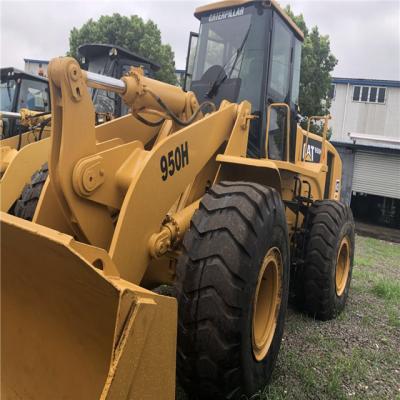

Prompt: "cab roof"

[194,0,304,41]
[0,67,48,83]
[78,43,160,72]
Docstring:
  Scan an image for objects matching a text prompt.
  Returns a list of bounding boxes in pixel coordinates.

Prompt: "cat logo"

[303,139,321,163]
[302,141,322,163]
[208,6,245,22]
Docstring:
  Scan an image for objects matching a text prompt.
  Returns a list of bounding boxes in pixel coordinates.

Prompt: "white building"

[24,58,49,78]
[329,77,400,228]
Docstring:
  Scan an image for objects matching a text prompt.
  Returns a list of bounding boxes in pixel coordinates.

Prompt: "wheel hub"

[336,236,351,296]
[252,247,282,361]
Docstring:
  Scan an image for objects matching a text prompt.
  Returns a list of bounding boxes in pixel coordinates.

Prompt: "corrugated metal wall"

[353,151,400,199]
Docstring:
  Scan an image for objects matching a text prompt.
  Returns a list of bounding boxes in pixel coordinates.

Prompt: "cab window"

[268,106,288,160]
[268,16,292,102]
[290,39,302,105]
[0,79,16,112]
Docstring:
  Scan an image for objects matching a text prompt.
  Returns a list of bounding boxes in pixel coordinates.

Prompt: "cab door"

[265,12,302,162]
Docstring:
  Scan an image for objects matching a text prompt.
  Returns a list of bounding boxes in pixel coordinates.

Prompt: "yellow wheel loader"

[0,68,52,198]
[1,1,355,399]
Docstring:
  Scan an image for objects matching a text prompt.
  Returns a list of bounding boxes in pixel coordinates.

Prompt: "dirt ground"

[177,235,400,400]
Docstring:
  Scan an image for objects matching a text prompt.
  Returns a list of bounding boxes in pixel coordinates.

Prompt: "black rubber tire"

[11,163,48,221]
[302,200,355,320]
[176,181,290,400]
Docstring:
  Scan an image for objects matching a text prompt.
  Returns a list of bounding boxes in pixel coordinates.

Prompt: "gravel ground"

[177,235,400,400]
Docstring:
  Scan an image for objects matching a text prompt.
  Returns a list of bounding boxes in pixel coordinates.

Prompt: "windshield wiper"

[206,26,251,99]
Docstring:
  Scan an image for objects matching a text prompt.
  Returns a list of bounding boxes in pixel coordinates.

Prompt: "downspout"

[341,83,350,140]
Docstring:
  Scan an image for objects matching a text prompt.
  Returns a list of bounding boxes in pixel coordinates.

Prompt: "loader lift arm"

[45,57,252,284]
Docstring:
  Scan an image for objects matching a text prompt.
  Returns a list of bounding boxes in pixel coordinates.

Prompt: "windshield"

[193,13,251,81]
[18,78,50,112]
[192,7,267,111]
[0,79,16,112]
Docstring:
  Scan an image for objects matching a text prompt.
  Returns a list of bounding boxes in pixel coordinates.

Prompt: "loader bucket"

[1,212,177,400]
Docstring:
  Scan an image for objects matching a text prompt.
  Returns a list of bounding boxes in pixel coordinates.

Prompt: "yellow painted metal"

[0,138,50,212]
[95,113,161,145]
[1,212,177,400]
[0,127,51,151]
[336,236,351,296]
[47,57,115,248]
[110,103,239,284]
[0,146,18,175]
[252,247,282,361]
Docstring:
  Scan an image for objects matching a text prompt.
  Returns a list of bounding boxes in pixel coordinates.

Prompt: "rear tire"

[302,200,355,320]
[176,181,289,399]
[11,163,48,221]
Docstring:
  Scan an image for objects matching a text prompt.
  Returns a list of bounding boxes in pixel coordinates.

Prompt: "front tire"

[10,163,48,221]
[176,181,289,399]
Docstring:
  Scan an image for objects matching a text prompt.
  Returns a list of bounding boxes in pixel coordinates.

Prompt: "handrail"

[305,114,331,163]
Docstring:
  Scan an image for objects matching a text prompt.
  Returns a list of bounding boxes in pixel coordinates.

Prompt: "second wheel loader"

[1,1,355,399]
[0,43,160,217]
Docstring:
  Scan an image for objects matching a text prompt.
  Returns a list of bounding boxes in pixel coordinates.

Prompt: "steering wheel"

[200,65,227,84]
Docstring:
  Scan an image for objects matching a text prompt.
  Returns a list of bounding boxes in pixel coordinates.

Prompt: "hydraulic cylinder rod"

[0,111,21,119]
[85,71,126,94]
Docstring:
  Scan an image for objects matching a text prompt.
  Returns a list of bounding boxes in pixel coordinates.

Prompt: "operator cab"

[79,43,160,120]
[0,68,50,138]
[185,0,304,159]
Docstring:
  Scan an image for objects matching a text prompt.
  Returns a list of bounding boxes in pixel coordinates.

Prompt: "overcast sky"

[1,0,399,80]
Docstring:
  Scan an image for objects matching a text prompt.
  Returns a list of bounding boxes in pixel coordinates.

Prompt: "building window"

[369,87,377,102]
[377,87,386,103]
[352,85,386,104]
[328,83,336,100]
[361,86,369,101]
[353,86,360,101]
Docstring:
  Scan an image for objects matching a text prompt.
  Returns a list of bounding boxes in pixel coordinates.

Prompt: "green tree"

[69,14,177,84]
[285,6,337,134]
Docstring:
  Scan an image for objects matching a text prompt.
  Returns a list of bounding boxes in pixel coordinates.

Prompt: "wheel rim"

[252,247,282,361]
[336,236,351,296]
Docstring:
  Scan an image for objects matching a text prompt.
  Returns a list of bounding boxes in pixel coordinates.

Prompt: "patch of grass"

[372,278,400,301]
[387,305,400,328]
[352,268,378,281]
[354,256,374,267]
[364,237,400,259]
[306,332,341,351]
